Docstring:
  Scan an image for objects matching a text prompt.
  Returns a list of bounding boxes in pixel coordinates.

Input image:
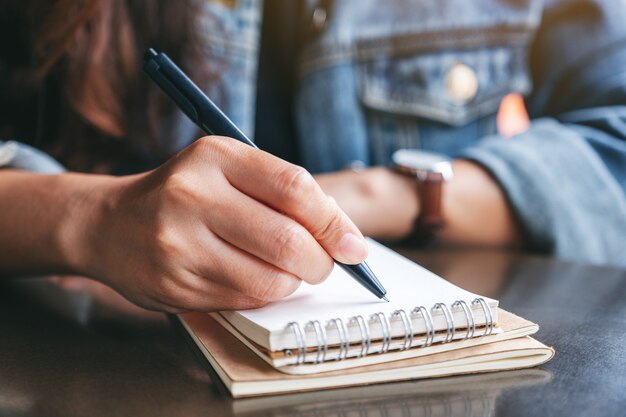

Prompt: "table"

[1,248,625,416]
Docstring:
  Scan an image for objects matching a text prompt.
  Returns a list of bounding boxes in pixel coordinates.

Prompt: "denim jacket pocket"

[295,0,543,170]
[355,26,535,127]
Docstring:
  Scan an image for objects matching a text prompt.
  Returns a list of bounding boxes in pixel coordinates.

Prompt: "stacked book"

[179,239,554,398]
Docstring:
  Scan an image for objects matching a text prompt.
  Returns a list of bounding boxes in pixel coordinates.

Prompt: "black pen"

[143,48,388,302]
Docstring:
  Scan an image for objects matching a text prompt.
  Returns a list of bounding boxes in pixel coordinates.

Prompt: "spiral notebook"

[216,239,501,369]
[177,239,554,396]
[178,312,553,397]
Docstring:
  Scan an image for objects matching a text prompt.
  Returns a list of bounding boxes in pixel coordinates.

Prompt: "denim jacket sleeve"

[459,0,626,266]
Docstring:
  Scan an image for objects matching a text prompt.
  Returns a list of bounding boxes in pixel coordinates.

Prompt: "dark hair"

[0,0,212,173]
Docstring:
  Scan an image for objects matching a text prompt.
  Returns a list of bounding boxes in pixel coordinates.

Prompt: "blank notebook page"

[223,239,498,350]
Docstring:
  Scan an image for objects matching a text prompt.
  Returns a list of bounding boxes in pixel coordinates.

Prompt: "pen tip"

[382,296,390,302]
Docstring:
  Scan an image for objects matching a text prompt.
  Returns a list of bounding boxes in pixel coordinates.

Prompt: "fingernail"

[339,233,368,263]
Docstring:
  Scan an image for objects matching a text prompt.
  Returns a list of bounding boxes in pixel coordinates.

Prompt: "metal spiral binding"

[472,298,494,336]
[349,315,371,357]
[286,322,306,365]
[370,312,392,353]
[412,305,435,347]
[283,297,493,364]
[392,309,413,350]
[327,318,350,360]
[305,320,327,364]
[432,303,455,343]
[452,300,476,339]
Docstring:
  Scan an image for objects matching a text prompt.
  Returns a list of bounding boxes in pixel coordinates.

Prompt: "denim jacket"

[2,0,626,266]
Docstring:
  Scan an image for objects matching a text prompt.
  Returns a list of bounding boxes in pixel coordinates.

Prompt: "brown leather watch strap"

[392,149,452,245]
[404,171,445,244]
[418,171,445,230]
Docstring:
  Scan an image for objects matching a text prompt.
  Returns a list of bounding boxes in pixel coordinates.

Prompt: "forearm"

[315,164,522,246]
[436,160,522,247]
[0,170,112,277]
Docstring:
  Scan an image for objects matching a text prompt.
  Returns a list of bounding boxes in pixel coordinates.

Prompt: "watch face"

[392,149,454,180]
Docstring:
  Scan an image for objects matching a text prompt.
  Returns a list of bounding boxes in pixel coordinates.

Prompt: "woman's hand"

[315,167,420,239]
[64,137,368,312]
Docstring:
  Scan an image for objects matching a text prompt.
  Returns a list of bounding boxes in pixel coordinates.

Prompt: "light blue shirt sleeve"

[0,141,65,173]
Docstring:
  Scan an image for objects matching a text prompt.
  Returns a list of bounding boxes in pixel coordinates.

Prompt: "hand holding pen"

[143,49,387,301]
[71,50,383,313]
[84,116,373,313]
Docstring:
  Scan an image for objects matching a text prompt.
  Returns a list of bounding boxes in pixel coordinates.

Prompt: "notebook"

[177,239,554,397]
[217,239,501,368]
[210,308,539,374]
[178,312,554,398]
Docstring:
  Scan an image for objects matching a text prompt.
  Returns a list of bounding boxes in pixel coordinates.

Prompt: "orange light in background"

[497,93,530,138]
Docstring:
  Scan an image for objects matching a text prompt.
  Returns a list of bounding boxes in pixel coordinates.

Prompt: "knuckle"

[204,135,229,154]
[276,165,317,210]
[183,136,212,160]
[250,271,281,301]
[253,269,301,301]
[159,172,208,213]
[203,135,242,157]
[272,223,307,271]
[186,135,236,163]
[192,135,212,148]
[189,135,217,153]
[160,172,194,202]
[151,228,190,278]
[313,202,345,242]
[152,222,180,256]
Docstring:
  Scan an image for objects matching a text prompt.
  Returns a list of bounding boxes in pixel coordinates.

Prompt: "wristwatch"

[391,149,454,242]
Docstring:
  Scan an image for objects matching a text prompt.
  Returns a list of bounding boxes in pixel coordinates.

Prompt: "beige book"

[230,369,552,415]
[178,313,554,398]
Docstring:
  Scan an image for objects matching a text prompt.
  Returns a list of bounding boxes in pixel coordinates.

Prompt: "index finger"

[214,137,368,264]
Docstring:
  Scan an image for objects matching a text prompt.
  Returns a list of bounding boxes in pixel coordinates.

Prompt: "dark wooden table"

[1,247,625,416]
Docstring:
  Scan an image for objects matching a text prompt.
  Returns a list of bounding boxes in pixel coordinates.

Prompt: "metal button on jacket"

[444,63,479,104]
[311,6,328,31]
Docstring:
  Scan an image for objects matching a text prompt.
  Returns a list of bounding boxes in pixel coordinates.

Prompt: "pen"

[143,48,388,302]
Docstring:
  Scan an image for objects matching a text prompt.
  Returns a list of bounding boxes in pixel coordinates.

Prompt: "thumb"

[309,195,369,264]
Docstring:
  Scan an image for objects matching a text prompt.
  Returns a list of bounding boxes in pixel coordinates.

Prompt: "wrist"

[436,160,522,246]
[316,167,420,239]
[54,173,131,278]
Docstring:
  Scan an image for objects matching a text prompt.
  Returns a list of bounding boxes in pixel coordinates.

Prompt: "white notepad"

[219,239,499,365]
